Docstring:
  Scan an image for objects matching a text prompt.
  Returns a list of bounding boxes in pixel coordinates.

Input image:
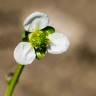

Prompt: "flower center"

[29,30,49,54]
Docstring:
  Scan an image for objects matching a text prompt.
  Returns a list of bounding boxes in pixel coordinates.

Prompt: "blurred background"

[0,0,96,96]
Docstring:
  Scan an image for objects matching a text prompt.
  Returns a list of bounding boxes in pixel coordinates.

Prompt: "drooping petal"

[14,42,36,65]
[48,32,70,54]
[23,12,49,32]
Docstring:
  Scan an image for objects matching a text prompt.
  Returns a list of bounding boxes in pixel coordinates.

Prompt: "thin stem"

[4,64,25,96]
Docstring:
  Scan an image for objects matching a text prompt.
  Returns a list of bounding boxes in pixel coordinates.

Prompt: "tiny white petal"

[14,42,36,65]
[48,32,70,54]
[23,12,49,32]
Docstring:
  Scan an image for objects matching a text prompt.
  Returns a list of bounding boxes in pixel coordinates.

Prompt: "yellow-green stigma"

[29,30,49,59]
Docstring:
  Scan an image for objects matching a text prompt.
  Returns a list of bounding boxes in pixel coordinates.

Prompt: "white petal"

[14,42,36,65]
[23,12,49,32]
[48,32,70,54]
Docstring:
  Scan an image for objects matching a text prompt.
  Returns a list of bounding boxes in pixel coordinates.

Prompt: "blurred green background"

[0,0,96,96]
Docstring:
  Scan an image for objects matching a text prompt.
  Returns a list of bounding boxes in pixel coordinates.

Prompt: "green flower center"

[29,30,49,59]
[22,26,55,60]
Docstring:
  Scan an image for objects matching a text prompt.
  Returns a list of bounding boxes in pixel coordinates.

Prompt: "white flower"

[14,12,70,65]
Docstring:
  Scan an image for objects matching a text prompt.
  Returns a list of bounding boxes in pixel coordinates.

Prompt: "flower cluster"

[14,12,70,65]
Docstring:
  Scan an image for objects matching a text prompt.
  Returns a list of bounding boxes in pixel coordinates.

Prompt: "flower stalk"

[4,64,24,96]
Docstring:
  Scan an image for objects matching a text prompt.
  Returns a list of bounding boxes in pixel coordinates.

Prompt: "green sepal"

[42,26,55,35]
[36,52,45,60]
[21,31,30,42]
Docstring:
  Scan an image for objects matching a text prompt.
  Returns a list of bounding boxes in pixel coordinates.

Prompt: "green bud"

[6,72,14,85]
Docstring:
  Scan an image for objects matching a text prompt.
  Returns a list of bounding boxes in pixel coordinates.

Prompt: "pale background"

[0,0,96,96]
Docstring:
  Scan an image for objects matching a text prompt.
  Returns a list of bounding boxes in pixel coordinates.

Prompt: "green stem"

[4,64,25,96]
